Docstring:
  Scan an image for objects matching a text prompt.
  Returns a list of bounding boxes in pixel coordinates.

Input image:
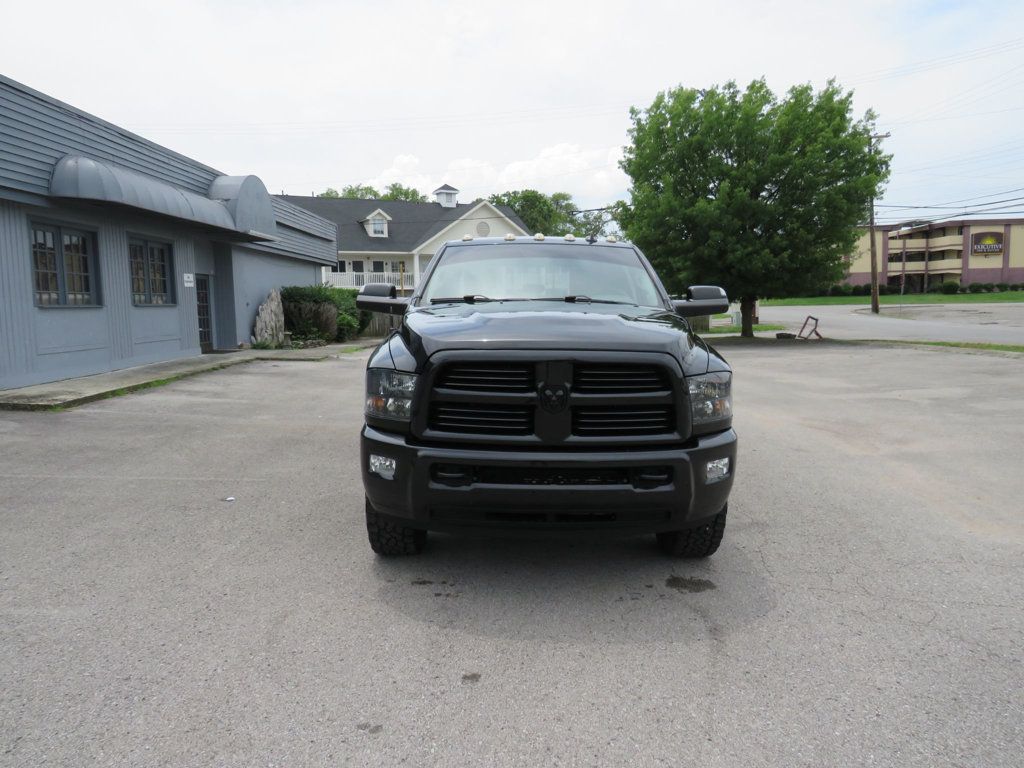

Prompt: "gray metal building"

[0,75,337,391]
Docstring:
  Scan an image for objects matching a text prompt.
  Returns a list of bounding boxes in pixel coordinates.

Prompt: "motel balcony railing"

[321,270,415,290]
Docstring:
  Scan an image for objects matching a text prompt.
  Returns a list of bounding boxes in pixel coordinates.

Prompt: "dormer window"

[363,208,392,238]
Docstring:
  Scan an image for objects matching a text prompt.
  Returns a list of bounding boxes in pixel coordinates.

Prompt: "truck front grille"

[425,358,680,443]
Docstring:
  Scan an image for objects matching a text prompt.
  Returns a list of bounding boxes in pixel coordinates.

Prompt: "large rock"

[253,289,285,347]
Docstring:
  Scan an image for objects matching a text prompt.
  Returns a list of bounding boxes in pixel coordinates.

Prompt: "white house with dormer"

[278,185,529,291]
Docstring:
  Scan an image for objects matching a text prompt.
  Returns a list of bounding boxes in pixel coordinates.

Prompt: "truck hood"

[400,301,702,363]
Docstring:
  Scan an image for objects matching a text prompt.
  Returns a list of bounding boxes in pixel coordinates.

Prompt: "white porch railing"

[321,270,414,290]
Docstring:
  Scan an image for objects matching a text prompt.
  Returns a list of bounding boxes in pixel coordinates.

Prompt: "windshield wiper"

[429,295,495,305]
[531,296,637,306]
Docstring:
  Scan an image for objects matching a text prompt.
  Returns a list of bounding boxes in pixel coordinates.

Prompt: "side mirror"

[356,283,408,315]
[672,285,729,317]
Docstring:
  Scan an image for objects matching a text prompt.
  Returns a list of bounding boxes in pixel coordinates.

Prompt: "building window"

[129,237,174,305]
[390,260,404,273]
[372,260,385,273]
[330,260,347,273]
[371,216,386,236]
[352,260,364,273]
[31,223,99,306]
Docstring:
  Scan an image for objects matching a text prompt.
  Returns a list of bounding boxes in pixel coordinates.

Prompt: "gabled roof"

[362,207,392,222]
[433,184,459,193]
[277,195,528,253]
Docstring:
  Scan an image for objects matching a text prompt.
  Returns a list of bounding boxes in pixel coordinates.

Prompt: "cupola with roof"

[433,184,458,208]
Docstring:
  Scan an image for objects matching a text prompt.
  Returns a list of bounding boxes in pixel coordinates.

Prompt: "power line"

[877,194,1024,211]
[845,37,1024,85]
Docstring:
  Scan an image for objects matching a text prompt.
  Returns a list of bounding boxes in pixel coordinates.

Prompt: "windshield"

[418,244,665,307]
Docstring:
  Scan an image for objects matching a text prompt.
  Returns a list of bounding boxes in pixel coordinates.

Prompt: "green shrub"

[941,282,960,294]
[336,312,360,341]
[983,282,995,292]
[996,282,1009,292]
[330,286,373,333]
[835,283,854,296]
[968,282,985,293]
[877,284,890,295]
[926,282,943,293]
[280,285,338,305]
[282,300,337,341]
[1010,284,1022,291]
[281,284,370,341]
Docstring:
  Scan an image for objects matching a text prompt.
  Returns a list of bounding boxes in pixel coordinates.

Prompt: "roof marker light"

[534,233,546,241]
[504,233,516,241]
[462,234,473,241]
[605,235,618,243]
[564,233,576,241]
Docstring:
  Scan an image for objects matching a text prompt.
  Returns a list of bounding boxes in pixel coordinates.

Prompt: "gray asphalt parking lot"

[2,343,1022,766]
[760,302,1024,344]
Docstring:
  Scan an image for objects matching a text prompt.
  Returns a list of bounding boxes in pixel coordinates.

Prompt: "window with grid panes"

[129,237,174,305]
[30,223,98,306]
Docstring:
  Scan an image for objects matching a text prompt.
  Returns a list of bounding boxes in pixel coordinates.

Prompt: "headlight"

[366,369,417,420]
[688,371,732,430]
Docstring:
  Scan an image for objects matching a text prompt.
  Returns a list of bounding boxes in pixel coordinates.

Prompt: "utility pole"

[868,131,891,315]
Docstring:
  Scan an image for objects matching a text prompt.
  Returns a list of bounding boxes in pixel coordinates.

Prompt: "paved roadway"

[1,344,1022,766]
[758,302,1024,344]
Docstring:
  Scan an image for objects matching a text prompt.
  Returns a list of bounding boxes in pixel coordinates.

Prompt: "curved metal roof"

[49,155,237,232]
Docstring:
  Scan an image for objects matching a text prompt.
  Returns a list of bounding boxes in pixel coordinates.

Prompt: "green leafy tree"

[381,182,428,202]
[317,188,341,198]
[619,79,890,336]
[337,184,381,199]
[489,189,587,236]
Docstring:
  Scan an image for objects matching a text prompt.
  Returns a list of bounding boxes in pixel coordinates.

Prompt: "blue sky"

[1,0,1022,223]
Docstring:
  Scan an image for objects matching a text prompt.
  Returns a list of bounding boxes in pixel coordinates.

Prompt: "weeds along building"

[843,218,1024,293]
[0,75,337,390]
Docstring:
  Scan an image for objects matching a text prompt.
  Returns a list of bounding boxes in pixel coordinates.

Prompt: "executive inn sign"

[972,232,1004,255]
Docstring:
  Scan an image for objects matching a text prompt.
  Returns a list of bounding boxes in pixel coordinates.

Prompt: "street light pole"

[868,131,891,315]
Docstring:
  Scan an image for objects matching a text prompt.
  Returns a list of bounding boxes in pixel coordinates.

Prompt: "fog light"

[705,457,730,484]
[369,454,397,480]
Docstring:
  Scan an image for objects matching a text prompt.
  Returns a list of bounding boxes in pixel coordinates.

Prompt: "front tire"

[365,498,427,556]
[657,505,727,558]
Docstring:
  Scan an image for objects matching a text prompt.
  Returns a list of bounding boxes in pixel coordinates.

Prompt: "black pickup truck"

[356,235,736,557]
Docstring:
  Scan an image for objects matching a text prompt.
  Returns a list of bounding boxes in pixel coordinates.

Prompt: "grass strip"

[705,324,786,334]
[762,291,1024,306]
[860,340,1024,354]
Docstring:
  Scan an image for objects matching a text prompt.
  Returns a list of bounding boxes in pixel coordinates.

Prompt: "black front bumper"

[361,426,737,534]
